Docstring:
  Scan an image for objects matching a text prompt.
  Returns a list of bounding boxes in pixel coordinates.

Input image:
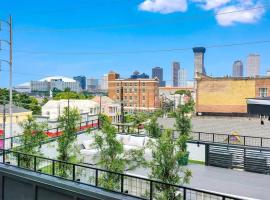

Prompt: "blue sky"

[0,0,269,87]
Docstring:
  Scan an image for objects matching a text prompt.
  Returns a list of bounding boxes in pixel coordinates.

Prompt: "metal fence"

[206,143,270,174]
[0,149,245,200]
[113,124,270,148]
[0,119,99,150]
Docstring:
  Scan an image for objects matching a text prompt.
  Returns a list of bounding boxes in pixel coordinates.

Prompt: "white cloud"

[192,0,232,10]
[139,0,188,14]
[216,3,265,26]
[138,0,266,26]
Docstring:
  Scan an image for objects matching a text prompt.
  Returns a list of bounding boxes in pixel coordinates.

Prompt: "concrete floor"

[158,116,270,138]
[127,164,270,200]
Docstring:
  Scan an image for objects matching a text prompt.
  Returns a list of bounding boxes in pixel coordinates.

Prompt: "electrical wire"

[13,40,270,56]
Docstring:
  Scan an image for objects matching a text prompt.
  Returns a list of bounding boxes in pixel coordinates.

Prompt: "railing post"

[11,137,13,149]
[34,156,37,171]
[118,125,120,133]
[79,122,82,130]
[261,137,263,147]
[227,135,230,144]
[198,132,201,141]
[52,160,55,176]
[72,164,76,181]
[121,174,124,193]
[95,169,99,186]
[244,136,246,146]
[150,180,153,200]
[183,188,186,200]
[212,134,215,143]
[128,126,130,133]
[92,120,94,128]
[18,153,20,167]
[3,150,5,164]
[205,144,209,166]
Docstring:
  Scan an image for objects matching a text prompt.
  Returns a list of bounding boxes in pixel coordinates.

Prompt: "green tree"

[57,107,81,177]
[94,114,144,190]
[174,93,194,152]
[53,89,87,100]
[0,88,41,115]
[145,117,162,138]
[17,116,48,168]
[148,129,192,200]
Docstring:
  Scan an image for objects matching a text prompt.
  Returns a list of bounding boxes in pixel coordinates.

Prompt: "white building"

[87,78,99,93]
[31,76,81,94]
[42,100,100,121]
[92,96,121,123]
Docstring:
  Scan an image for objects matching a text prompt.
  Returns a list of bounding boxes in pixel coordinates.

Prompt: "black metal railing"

[113,124,270,148]
[0,118,99,150]
[0,149,246,200]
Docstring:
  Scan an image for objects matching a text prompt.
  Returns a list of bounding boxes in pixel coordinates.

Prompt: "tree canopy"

[0,88,41,115]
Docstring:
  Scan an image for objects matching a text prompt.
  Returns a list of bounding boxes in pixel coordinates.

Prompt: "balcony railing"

[0,149,246,200]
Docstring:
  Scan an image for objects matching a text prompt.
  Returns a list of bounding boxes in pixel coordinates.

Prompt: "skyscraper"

[247,54,260,77]
[73,76,86,90]
[152,67,166,87]
[178,68,187,87]
[193,47,206,78]
[87,78,99,93]
[232,60,244,77]
[172,62,180,87]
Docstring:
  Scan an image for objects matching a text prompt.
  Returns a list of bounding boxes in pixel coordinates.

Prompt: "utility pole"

[0,15,13,139]
[2,99,6,150]
[9,15,13,139]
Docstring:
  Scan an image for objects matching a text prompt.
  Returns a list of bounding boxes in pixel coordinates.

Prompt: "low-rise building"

[42,100,99,121]
[0,104,32,137]
[92,96,121,123]
[108,72,159,113]
[196,74,270,115]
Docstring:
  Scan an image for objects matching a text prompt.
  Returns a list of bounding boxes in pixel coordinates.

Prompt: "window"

[259,88,268,97]
[130,96,132,100]
[142,82,145,86]
[125,89,127,93]
[134,88,137,92]
[129,83,132,86]
[142,88,145,93]
[129,88,132,93]
[116,89,119,93]
[142,96,145,100]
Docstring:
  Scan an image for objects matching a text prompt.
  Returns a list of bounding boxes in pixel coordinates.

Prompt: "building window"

[129,83,132,86]
[142,96,145,100]
[129,88,132,93]
[116,89,119,93]
[142,82,145,86]
[130,96,132,100]
[259,88,268,97]
[142,88,145,93]
[117,83,120,86]
[134,88,137,92]
[125,89,127,93]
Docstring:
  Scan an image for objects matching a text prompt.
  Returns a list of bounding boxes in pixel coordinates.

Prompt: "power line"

[13,4,269,33]
[13,40,270,56]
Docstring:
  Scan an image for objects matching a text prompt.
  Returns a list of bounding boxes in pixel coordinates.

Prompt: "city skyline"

[0,0,270,87]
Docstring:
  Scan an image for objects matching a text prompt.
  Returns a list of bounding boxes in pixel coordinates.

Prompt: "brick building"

[196,74,270,115]
[108,72,159,112]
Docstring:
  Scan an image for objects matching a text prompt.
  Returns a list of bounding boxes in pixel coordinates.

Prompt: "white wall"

[187,143,205,162]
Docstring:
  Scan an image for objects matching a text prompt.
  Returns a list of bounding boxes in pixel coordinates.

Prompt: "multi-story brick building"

[108,72,159,112]
[196,73,270,115]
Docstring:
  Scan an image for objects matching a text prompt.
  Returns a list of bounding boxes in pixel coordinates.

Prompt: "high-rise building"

[152,67,166,87]
[232,61,244,77]
[100,74,108,92]
[172,62,180,87]
[193,47,206,78]
[73,76,86,90]
[178,68,187,87]
[130,71,149,79]
[247,54,260,77]
[87,78,99,93]
[108,71,159,113]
